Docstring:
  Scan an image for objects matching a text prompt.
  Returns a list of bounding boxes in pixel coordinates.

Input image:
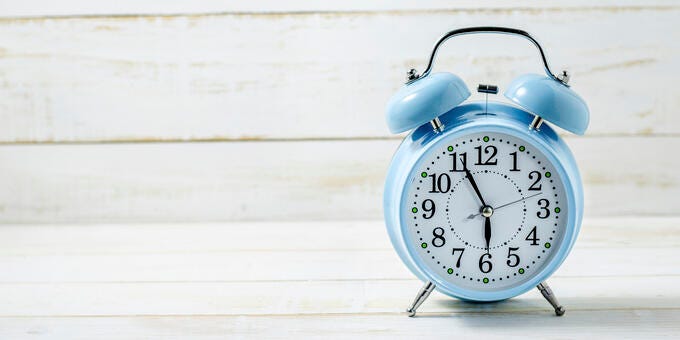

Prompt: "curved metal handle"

[414,26,566,85]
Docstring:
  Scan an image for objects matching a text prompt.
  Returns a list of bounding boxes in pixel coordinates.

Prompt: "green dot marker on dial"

[545,171,552,178]
[545,242,551,249]
[421,172,427,178]
[421,243,428,249]
[555,207,561,213]
[447,268,454,275]
[519,146,526,152]
[447,146,454,152]
[519,268,525,274]
[483,277,489,284]
[412,207,418,213]
[483,136,490,142]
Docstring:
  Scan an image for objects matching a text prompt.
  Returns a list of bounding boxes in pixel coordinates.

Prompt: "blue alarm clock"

[383,27,589,317]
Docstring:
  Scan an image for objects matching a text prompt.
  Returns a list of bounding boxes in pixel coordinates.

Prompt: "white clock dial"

[405,131,568,290]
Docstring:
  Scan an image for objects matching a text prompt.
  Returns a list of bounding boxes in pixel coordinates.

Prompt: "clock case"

[383,27,590,315]
[384,102,583,301]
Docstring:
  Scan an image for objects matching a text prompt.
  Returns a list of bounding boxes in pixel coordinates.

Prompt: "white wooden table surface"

[0,217,678,339]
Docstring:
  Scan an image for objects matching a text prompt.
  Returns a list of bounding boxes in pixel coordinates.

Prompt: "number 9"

[422,199,435,219]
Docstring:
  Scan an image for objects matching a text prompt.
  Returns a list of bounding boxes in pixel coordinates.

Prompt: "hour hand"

[484,216,491,252]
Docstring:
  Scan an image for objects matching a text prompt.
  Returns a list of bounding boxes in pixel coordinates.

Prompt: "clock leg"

[537,281,565,316]
[406,281,435,317]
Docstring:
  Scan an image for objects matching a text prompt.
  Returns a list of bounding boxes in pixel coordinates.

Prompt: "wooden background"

[0,1,678,223]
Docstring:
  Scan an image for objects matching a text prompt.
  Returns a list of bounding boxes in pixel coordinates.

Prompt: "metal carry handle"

[411,26,567,85]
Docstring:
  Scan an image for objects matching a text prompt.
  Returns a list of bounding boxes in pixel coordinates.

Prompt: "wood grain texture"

[0,7,678,142]
[0,219,678,338]
[1,1,677,18]
[0,219,677,283]
[1,311,678,339]
[0,137,676,222]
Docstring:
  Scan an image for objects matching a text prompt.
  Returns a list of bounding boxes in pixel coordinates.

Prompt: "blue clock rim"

[386,107,582,302]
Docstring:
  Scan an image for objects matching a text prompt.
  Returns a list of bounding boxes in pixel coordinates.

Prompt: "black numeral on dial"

[449,152,467,172]
[479,253,493,273]
[509,151,520,172]
[506,247,520,267]
[432,227,446,247]
[451,248,465,268]
[528,171,542,191]
[421,199,435,219]
[475,145,498,165]
[428,173,451,193]
[525,226,539,245]
[537,199,550,219]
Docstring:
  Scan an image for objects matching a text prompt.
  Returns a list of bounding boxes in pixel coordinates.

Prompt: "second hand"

[466,191,543,220]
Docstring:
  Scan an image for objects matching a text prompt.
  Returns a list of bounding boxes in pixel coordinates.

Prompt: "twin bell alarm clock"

[383,27,589,316]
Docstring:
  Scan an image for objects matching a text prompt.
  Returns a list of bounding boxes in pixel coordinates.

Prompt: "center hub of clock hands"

[481,206,494,218]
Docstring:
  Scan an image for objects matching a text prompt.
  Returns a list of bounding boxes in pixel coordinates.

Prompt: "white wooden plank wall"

[0,2,678,222]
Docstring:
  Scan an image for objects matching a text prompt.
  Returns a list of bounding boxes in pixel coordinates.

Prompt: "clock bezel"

[384,102,583,302]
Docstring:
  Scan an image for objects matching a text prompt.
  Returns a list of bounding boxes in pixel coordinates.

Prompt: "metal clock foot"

[406,281,435,317]
[537,281,565,316]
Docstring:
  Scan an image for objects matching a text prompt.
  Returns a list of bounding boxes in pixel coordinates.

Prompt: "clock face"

[404,131,568,291]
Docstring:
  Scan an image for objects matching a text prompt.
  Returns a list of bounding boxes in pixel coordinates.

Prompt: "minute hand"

[464,168,487,207]
[466,192,543,220]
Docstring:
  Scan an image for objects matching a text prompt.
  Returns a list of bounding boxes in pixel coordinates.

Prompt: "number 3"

[537,199,550,219]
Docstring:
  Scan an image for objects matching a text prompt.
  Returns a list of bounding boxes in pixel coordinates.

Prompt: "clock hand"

[484,216,491,253]
[466,192,544,220]
[464,167,487,207]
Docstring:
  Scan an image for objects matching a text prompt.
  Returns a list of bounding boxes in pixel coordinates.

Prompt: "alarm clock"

[383,27,589,317]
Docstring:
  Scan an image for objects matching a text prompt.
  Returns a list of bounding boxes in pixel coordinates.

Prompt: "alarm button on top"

[385,72,471,134]
[504,74,590,135]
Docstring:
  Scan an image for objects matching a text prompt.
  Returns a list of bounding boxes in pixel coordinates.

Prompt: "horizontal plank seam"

[1,308,679,318]
[0,274,677,284]
[0,133,678,146]
[0,244,674,255]
[0,6,677,21]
